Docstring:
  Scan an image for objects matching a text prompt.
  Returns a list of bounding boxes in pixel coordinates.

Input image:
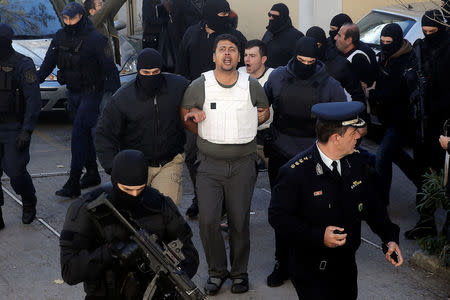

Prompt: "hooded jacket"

[175,21,247,81]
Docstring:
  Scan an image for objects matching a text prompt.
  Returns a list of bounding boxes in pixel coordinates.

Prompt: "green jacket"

[88,0,127,65]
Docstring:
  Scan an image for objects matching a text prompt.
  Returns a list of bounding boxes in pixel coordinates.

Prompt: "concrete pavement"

[0,113,448,299]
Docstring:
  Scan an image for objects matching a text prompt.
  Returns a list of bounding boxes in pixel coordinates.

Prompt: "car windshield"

[358,11,416,48]
[0,0,62,38]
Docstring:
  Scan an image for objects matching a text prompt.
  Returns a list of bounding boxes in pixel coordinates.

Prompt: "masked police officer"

[60,149,199,299]
[0,23,41,228]
[269,101,403,299]
[38,2,120,198]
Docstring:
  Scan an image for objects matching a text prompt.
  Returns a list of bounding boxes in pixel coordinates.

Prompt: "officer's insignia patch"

[351,180,362,189]
[2,66,13,72]
[25,70,37,83]
[291,164,295,168]
[358,203,363,212]
[295,161,300,165]
[313,190,322,196]
[315,163,323,175]
[299,159,303,163]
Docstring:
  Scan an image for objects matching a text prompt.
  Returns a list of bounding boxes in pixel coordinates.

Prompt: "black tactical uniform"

[38,3,120,198]
[60,150,199,299]
[0,23,41,228]
[269,102,400,299]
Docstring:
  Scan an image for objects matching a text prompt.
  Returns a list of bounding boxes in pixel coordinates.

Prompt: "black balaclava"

[111,150,148,211]
[62,2,87,34]
[64,15,87,34]
[293,37,318,80]
[267,3,291,34]
[0,23,14,59]
[203,0,231,33]
[380,23,403,58]
[421,9,447,48]
[306,26,327,60]
[329,13,353,41]
[136,48,165,97]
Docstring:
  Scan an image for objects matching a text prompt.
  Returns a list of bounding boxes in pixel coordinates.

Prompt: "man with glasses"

[264,36,346,287]
[96,48,189,205]
[262,3,304,68]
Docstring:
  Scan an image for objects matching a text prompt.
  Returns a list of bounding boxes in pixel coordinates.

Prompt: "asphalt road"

[0,112,448,299]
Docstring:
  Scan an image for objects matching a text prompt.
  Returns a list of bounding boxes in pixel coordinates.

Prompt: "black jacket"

[322,46,365,104]
[264,59,346,158]
[369,40,412,128]
[262,26,304,68]
[37,17,120,94]
[175,21,247,80]
[95,73,189,172]
[268,145,399,279]
[60,185,199,298]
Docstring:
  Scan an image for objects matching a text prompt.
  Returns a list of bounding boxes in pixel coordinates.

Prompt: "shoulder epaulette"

[290,154,313,169]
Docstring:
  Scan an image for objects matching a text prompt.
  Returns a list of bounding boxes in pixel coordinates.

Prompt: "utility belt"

[148,152,179,168]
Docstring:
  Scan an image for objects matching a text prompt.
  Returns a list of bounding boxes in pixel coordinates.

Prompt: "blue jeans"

[376,127,418,204]
[67,91,102,171]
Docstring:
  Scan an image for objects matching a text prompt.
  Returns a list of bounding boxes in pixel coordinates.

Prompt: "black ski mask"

[203,0,231,33]
[293,37,318,80]
[306,26,327,60]
[380,23,403,58]
[61,2,86,34]
[0,24,14,58]
[136,48,165,97]
[111,150,148,211]
[64,16,87,34]
[421,9,447,48]
[329,13,353,41]
[266,3,291,34]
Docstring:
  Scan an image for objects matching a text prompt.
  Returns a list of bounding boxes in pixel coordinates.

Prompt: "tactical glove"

[16,131,31,151]
[109,241,142,267]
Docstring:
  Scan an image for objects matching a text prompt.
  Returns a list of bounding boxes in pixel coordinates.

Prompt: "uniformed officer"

[38,2,120,198]
[0,23,41,228]
[60,149,199,299]
[269,101,403,299]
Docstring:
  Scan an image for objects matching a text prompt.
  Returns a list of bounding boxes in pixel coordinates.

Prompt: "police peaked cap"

[0,23,14,40]
[312,101,366,128]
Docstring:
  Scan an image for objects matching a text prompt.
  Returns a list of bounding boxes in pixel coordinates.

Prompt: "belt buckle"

[319,260,327,271]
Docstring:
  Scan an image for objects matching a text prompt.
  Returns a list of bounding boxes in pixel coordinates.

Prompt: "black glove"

[109,241,142,267]
[16,131,31,151]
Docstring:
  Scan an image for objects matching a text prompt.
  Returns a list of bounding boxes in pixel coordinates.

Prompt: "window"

[0,0,62,38]
[358,11,416,48]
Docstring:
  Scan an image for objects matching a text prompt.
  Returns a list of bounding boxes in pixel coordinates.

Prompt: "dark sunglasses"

[268,12,280,18]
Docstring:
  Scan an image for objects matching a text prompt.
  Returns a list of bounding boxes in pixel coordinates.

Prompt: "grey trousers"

[196,151,257,279]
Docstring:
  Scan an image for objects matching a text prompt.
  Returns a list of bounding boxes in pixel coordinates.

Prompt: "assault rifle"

[86,194,206,300]
[411,43,427,143]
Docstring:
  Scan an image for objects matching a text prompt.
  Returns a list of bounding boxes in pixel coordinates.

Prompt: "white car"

[358,2,441,51]
[2,0,139,111]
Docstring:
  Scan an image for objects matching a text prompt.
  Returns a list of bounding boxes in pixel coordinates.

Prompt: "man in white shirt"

[238,39,274,170]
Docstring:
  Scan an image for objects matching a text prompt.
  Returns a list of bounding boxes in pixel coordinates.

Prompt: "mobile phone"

[382,243,399,263]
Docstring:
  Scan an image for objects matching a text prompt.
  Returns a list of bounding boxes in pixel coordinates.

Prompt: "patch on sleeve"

[25,70,37,83]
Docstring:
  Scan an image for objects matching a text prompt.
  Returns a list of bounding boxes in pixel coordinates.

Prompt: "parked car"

[357,2,440,51]
[1,0,140,112]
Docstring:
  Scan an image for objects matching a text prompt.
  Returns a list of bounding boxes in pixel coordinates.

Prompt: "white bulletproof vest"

[238,67,274,130]
[198,70,258,144]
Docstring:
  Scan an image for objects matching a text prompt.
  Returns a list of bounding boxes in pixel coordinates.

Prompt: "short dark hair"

[315,119,348,143]
[343,23,360,46]
[213,34,242,53]
[245,39,267,57]
[84,0,95,12]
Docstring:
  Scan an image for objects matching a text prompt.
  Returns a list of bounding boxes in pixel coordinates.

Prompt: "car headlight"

[120,54,137,76]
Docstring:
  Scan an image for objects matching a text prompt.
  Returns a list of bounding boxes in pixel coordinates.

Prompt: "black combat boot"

[80,162,101,189]
[266,261,289,287]
[22,194,37,224]
[0,206,4,230]
[185,197,199,218]
[56,169,82,198]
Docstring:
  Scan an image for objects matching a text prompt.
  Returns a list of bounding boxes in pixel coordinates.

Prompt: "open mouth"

[223,58,232,66]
